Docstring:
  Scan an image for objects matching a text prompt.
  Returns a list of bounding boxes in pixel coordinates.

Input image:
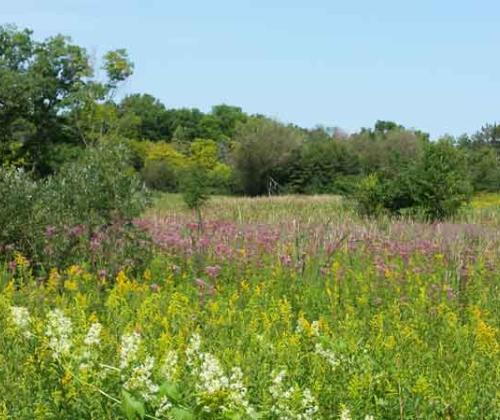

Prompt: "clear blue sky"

[4,0,500,138]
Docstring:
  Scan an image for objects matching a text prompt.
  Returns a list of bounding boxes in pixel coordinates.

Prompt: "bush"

[141,160,179,192]
[353,141,472,221]
[0,143,152,275]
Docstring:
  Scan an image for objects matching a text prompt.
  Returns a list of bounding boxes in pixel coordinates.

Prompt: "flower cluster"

[186,333,253,415]
[119,332,142,370]
[124,356,159,402]
[45,309,72,359]
[10,306,31,337]
[269,370,318,419]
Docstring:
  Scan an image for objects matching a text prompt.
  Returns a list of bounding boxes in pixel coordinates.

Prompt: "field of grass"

[1,194,499,419]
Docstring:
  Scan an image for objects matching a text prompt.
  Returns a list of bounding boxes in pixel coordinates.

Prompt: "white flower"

[310,320,321,337]
[269,370,318,419]
[187,334,252,414]
[10,306,31,337]
[340,406,352,420]
[119,332,141,370]
[78,322,103,370]
[84,322,102,347]
[45,309,72,359]
[299,388,319,419]
[315,343,339,369]
[364,415,375,420]
[155,395,173,417]
[160,350,178,382]
[185,333,201,367]
[124,356,159,402]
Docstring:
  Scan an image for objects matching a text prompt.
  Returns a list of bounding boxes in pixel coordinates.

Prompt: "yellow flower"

[64,279,78,291]
[14,252,29,268]
[47,268,60,292]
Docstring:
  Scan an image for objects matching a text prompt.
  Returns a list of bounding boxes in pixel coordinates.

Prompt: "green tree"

[0,25,133,174]
[118,94,169,140]
[231,118,305,195]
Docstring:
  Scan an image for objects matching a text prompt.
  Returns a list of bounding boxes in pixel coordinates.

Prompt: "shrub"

[353,174,387,217]
[353,141,472,221]
[141,160,179,192]
[0,143,151,274]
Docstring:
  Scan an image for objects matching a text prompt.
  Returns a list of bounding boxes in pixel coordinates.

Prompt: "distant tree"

[348,123,426,175]
[286,137,360,194]
[119,94,169,140]
[354,139,472,221]
[231,118,305,195]
[211,104,248,138]
[471,123,500,148]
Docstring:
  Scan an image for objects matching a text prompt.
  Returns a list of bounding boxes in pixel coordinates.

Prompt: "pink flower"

[45,226,57,238]
[204,265,221,279]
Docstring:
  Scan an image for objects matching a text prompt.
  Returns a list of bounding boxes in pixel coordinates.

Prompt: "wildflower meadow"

[0,194,499,419]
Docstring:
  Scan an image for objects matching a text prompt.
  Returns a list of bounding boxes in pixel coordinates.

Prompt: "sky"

[3,0,500,138]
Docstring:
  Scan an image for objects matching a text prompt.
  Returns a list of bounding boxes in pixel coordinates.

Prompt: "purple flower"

[204,265,221,279]
[45,226,57,238]
[7,260,17,271]
[69,224,85,237]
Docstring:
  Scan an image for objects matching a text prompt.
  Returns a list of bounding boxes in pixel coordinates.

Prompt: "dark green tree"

[231,118,305,196]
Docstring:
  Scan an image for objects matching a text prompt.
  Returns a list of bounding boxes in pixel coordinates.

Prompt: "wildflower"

[160,350,178,382]
[364,415,375,420]
[7,260,16,271]
[204,265,221,279]
[69,224,85,237]
[340,406,351,420]
[269,370,294,418]
[155,395,173,417]
[120,332,142,370]
[45,309,72,359]
[187,334,252,414]
[269,370,318,419]
[79,322,103,370]
[14,252,29,268]
[300,388,319,419]
[11,306,30,330]
[186,333,202,367]
[124,356,159,402]
[315,343,339,368]
[310,320,321,337]
[10,306,31,337]
[45,225,57,238]
[84,322,102,347]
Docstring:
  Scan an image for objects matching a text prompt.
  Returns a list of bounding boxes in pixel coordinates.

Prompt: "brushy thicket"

[0,143,151,276]
[354,140,473,221]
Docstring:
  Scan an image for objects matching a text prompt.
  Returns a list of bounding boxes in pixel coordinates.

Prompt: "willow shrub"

[0,143,151,274]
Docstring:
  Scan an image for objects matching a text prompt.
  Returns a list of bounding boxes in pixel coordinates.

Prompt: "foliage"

[180,166,210,217]
[0,143,151,274]
[232,118,305,196]
[286,136,361,194]
[411,140,473,220]
[354,141,472,221]
[0,25,133,175]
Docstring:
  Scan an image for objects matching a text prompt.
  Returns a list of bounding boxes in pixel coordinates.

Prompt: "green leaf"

[158,381,182,402]
[121,390,145,419]
[170,407,196,420]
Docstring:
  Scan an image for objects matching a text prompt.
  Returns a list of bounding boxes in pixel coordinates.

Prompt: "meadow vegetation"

[1,193,499,419]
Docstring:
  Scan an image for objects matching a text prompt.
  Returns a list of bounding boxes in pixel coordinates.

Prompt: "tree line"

[1,25,499,205]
